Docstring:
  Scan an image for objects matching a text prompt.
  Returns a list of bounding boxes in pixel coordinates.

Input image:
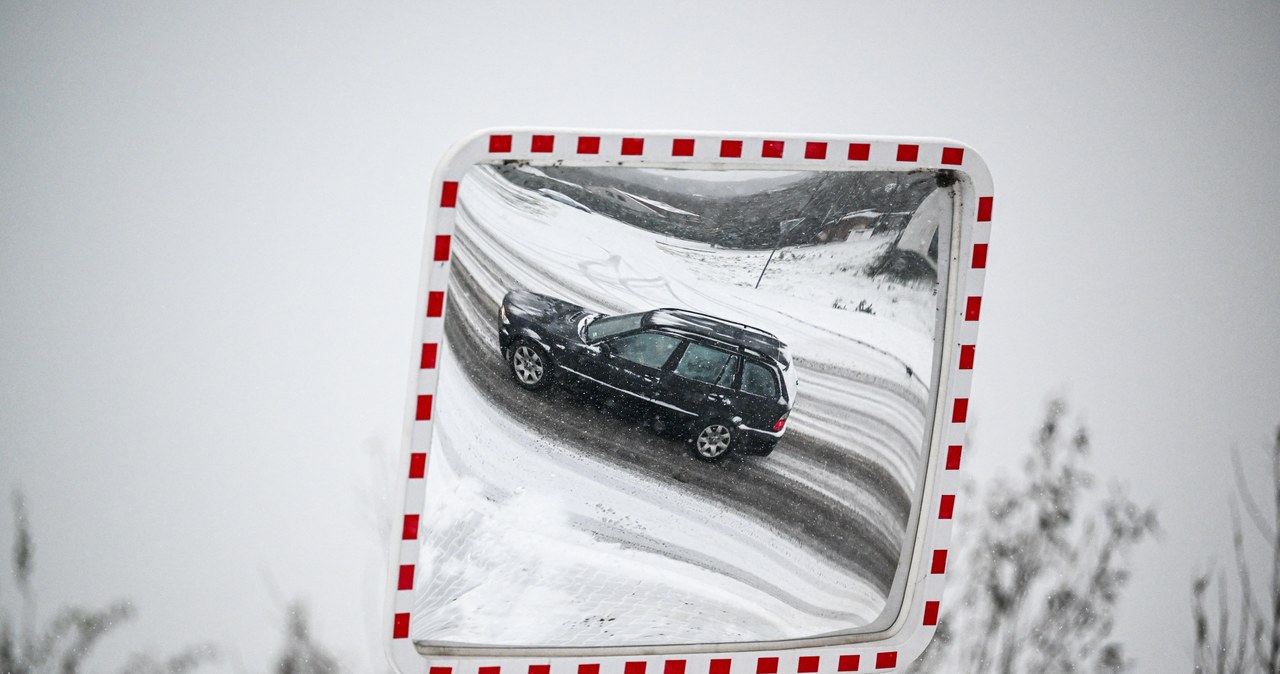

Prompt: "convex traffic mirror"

[387,130,993,674]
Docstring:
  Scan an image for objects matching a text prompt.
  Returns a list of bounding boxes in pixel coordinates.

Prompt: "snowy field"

[410,166,941,647]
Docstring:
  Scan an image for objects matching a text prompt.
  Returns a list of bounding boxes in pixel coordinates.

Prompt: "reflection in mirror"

[412,163,955,649]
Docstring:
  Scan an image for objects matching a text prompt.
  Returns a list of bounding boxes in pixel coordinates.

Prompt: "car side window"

[674,343,739,388]
[740,361,779,399]
[609,332,682,370]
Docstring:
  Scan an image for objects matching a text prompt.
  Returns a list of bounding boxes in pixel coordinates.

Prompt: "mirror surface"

[412,163,955,648]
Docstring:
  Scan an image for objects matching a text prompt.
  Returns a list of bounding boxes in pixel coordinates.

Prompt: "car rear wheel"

[690,419,735,462]
[509,341,552,390]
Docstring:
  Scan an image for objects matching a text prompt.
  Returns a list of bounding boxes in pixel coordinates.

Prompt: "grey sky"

[2,2,1278,672]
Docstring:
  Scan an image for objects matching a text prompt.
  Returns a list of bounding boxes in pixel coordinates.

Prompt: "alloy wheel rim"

[696,424,731,457]
[513,346,544,384]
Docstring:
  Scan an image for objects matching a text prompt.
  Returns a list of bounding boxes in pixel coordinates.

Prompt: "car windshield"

[584,313,643,342]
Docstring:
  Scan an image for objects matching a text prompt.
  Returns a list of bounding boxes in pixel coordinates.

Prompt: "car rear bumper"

[735,420,787,439]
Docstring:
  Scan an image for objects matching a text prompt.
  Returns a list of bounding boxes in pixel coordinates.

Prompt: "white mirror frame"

[385,128,993,674]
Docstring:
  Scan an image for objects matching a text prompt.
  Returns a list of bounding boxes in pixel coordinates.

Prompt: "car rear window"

[674,343,739,388]
[610,332,681,369]
[740,361,779,399]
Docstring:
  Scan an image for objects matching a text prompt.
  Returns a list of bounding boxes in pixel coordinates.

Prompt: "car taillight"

[772,417,787,432]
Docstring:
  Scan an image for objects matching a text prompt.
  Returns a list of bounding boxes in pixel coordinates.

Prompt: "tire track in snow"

[442,230,903,594]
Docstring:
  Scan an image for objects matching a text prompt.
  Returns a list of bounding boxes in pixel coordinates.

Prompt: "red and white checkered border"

[386,128,994,674]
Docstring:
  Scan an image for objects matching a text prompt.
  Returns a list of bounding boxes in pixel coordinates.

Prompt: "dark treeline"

[494,163,940,249]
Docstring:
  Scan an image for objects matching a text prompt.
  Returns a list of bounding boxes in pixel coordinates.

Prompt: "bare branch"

[1218,568,1231,674]
[1194,572,1211,674]
[1231,446,1275,541]
[1230,506,1260,673]
[10,491,33,592]
[56,601,137,674]
[1268,426,1280,674]
[10,490,36,652]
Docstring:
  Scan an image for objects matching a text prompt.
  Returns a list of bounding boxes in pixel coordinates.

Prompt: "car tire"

[508,340,552,390]
[689,419,735,462]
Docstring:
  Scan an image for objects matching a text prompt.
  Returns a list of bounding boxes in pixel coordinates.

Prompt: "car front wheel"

[690,419,735,462]
[509,341,552,390]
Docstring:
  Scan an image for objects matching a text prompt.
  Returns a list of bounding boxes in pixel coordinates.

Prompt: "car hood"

[504,290,593,339]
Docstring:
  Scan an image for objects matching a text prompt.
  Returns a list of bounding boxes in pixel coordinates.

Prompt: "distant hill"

[494,164,942,250]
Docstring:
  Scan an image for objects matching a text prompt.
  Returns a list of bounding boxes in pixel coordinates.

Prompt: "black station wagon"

[498,289,798,461]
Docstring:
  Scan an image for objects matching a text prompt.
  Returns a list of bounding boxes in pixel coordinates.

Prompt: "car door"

[664,341,741,420]
[595,330,684,413]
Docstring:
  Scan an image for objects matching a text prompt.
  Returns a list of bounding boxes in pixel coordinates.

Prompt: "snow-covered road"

[411,166,936,647]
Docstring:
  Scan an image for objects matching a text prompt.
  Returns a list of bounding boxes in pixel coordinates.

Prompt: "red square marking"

[408,453,426,479]
[939,494,955,519]
[480,667,501,674]
[952,398,969,423]
[874,652,896,670]
[421,343,439,369]
[415,395,433,421]
[848,143,870,161]
[804,142,827,160]
[837,655,859,672]
[397,564,415,591]
[433,235,451,261]
[530,666,551,674]
[621,137,645,155]
[931,549,948,574]
[579,665,600,674]
[756,657,778,674]
[720,140,743,158]
[941,146,965,165]
[710,659,732,674]
[761,140,784,158]
[665,661,686,674]
[489,134,512,153]
[440,181,459,208]
[945,445,962,470]
[958,344,975,370]
[431,668,453,674]
[965,296,982,321]
[972,243,988,269]
[798,656,820,673]
[924,600,940,626]
[977,196,994,221]
[625,662,646,674]
[578,136,601,154]
[531,135,555,153]
[672,138,695,157]
[426,291,445,317]
[401,514,419,540]
[896,144,919,162]
[393,612,410,639]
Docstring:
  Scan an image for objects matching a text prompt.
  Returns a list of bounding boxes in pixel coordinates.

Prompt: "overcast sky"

[2,2,1278,672]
